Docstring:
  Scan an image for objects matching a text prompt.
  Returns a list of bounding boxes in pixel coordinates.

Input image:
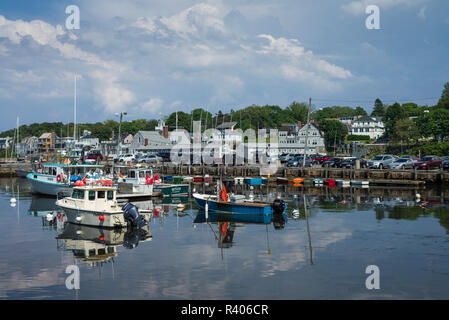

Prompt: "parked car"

[85,150,103,163]
[321,157,342,168]
[279,153,294,163]
[286,155,313,167]
[399,155,419,162]
[441,157,449,170]
[413,155,443,170]
[313,155,332,164]
[339,157,367,168]
[118,153,136,163]
[139,154,162,164]
[388,158,415,170]
[367,154,397,169]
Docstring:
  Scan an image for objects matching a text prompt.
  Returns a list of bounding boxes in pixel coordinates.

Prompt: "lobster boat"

[27,164,106,197]
[193,185,286,216]
[56,184,150,228]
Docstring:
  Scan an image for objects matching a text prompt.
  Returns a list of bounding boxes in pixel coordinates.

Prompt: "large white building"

[350,116,385,140]
[278,122,326,155]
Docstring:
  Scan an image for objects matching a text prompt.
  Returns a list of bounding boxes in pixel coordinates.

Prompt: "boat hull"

[57,206,127,228]
[153,184,189,196]
[193,194,273,215]
[27,173,72,197]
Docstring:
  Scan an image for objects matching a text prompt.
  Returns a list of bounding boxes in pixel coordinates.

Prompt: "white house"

[0,137,11,150]
[130,131,172,154]
[278,122,325,155]
[350,116,385,140]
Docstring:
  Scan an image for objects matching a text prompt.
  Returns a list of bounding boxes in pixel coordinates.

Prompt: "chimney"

[297,121,302,132]
[162,126,169,139]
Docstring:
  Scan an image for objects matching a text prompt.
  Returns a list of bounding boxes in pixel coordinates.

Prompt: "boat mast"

[73,75,77,142]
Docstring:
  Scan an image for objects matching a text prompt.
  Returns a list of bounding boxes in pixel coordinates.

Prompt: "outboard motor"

[122,202,147,228]
[123,228,148,249]
[271,198,286,230]
[271,198,285,215]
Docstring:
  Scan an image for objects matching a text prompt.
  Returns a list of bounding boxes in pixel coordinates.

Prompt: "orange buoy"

[293,183,303,187]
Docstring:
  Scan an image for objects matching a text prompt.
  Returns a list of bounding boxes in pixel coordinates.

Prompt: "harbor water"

[0,177,448,299]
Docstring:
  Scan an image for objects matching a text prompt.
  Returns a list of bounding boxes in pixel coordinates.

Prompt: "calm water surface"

[0,178,448,299]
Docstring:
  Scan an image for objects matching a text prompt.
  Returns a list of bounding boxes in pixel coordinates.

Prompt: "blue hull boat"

[244,178,268,186]
[193,193,286,216]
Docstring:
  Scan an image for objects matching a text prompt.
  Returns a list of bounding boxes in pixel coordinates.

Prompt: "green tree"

[384,102,406,138]
[393,118,419,143]
[371,98,386,117]
[437,82,449,109]
[319,120,348,151]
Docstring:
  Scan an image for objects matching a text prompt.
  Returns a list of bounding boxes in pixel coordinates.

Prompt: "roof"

[135,131,171,146]
[39,133,54,139]
[216,122,237,130]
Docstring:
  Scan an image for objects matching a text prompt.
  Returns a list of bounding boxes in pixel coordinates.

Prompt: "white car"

[118,154,135,163]
[388,158,415,170]
[138,154,162,164]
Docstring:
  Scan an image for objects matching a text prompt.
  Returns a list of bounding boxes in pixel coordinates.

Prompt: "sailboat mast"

[73,75,77,141]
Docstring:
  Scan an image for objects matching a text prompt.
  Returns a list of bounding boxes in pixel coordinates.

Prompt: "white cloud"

[418,6,427,20]
[342,0,429,15]
[257,34,352,80]
[140,98,164,113]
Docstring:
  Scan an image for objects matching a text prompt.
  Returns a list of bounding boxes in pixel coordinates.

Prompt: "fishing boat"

[56,184,150,228]
[27,164,106,197]
[351,180,370,186]
[244,177,267,186]
[153,183,189,196]
[193,189,286,216]
[117,167,159,196]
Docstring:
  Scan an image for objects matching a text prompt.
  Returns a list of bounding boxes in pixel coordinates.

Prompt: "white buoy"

[10,197,16,203]
[46,213,54,221]
[415,193,421,202]
[76,216,82,222]
[10,202,16,208]
[205,202,209,219]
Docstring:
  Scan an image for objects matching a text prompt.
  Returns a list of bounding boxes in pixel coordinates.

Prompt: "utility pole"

[302,98,312,167]
[116,112,127,155]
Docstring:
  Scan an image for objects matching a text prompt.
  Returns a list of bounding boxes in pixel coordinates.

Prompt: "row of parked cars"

[279,153,449,170]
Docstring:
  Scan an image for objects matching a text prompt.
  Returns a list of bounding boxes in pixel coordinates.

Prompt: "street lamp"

[115,112,127,155]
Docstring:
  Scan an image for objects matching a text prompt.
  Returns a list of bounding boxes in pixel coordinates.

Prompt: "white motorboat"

[56,183,150,228]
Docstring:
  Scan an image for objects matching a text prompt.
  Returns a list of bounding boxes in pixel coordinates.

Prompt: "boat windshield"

[72,189,85,199]
[107,190,114,200]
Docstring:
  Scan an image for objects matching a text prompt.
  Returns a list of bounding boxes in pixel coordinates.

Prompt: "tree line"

[1,82,448,152]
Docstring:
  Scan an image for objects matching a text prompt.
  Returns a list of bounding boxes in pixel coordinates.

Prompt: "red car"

[86,151,104,161]
[413,155,442,170]
[312,155,332,164]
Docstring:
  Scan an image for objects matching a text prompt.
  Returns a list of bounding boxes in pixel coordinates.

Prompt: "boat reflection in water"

[27,195,66,230]
[193,211,287,250]
[56,223,152,267]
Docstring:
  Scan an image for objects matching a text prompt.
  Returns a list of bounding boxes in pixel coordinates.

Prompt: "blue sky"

[0,0,448,132]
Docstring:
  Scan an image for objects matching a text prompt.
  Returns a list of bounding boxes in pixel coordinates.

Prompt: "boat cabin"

[118,167,154,184]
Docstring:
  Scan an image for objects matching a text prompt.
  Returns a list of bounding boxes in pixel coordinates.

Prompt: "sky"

[0,0,448,132]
